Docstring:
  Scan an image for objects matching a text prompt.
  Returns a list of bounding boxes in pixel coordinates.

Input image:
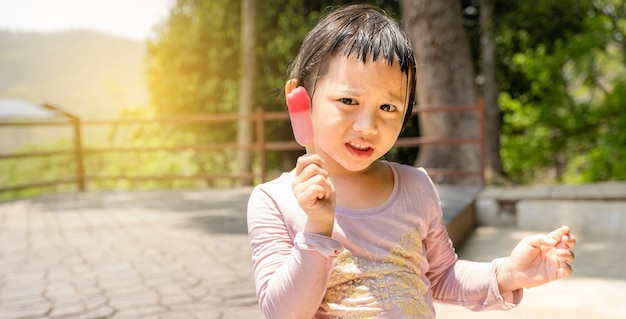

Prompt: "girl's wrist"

[304,219,334,237]
[496,258,518,294]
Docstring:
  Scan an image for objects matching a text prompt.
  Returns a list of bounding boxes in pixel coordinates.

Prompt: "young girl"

[247,4,576,318]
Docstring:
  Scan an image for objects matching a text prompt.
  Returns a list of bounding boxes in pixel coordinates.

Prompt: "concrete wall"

[475,198,626,237]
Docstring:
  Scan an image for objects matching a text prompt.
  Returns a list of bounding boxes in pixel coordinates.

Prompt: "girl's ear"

[284,79,298,97]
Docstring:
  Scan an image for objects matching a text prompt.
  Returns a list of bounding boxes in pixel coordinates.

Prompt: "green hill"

[0,30,149,119]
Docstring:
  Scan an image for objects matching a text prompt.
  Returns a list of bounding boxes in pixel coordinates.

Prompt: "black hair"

[287,3,416,129]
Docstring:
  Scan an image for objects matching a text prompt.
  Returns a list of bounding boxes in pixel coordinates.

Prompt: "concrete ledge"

[475,197,516,226]
[475,181,626,236]
[517,200,626,237]
[445,202,476,248]
[437,185,482,248]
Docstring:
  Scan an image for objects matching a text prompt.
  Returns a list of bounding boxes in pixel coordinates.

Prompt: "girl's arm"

[419,175,522,311]
[247,186,342,318]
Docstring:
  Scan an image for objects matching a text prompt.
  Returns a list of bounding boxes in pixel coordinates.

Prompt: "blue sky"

[0,0,172,40]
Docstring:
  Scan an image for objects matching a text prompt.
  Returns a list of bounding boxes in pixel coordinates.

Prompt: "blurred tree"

[493,0,626,183]
[237,0,256,185]
[563,0,626,182]
[478,0,504,183]
[148,0,240,116]
[147,0,241,185]
[401,0,482,185]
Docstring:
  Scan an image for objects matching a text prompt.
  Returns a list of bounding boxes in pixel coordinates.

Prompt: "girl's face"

[311,55,408,174]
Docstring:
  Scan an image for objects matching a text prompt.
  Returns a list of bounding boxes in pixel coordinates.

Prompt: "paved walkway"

[1,184,625,318]
[0,188,262,319]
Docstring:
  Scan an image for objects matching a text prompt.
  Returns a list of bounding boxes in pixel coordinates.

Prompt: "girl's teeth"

[350,142,369,150]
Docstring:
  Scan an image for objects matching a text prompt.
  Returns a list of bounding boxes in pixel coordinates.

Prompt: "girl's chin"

[332,147,379,172]
[318,145,381,172]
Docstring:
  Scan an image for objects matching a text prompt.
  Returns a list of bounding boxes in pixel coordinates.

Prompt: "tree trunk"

[237,0,256,186]
[401,0,482,185]
[480,0,504,182]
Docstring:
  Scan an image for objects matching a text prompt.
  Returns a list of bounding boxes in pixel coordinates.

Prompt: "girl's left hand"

[497,225,576,293]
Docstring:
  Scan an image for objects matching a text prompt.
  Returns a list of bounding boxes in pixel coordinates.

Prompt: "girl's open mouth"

[346,141,374,157]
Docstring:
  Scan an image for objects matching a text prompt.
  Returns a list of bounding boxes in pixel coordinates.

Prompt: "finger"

[294,154,325,175]
[301,182,327,204]
[556,248,575,262]
[517,234,552,254]
[293,171,327,193]
[557,263,572,279]
[293,178,328,209]
[564,234,577,249]
[554,233,577,250]
[537,234,558,247]
[309,174,331,200]
[320,174,333,200]
[294,162,328,187]
[546,225,570,242]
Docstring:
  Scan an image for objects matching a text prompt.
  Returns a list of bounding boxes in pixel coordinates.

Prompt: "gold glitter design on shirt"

[323,228,433,318]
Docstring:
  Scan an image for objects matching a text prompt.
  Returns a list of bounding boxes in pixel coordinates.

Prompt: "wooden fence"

[0,101,485,195]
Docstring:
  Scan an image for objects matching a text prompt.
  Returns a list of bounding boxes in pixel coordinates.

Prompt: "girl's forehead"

[324,55,406,83]
[321,55,408,101]
[325,55,404,75]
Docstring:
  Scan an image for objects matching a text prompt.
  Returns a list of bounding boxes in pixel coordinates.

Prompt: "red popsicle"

[287,86,314,153]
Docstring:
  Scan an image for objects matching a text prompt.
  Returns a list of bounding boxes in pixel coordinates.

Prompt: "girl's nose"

[352,109,378,135]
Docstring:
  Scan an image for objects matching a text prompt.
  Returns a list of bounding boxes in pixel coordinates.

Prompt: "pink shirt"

[247,161,522,318]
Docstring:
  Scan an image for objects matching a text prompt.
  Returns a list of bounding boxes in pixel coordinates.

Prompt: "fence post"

[43,102,86,192]
[71,117,86,192]
[255,107,266,183]
[478,98,486,185]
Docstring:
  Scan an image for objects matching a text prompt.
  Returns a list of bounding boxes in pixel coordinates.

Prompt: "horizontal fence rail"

[0,100,485,195]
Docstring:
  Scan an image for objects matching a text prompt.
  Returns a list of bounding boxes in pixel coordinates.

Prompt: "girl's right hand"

[292,154,336,236]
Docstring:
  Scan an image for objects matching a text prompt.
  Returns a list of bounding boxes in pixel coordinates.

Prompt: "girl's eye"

[380,104,397,112]
[340,98,357,105]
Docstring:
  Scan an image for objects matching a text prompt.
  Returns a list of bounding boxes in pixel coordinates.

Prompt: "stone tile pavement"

[1,183,625,318]
[0,188,264,319]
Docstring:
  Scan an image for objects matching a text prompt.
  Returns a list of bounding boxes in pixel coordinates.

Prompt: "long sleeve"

[419,171,523,310]
[432,258,522,310]
[247,184,343,318]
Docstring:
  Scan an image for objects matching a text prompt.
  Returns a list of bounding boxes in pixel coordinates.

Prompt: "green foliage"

[563,79,626,183]
[0,140,75,201]
[147,0,241,116]
[494,0,626,184]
